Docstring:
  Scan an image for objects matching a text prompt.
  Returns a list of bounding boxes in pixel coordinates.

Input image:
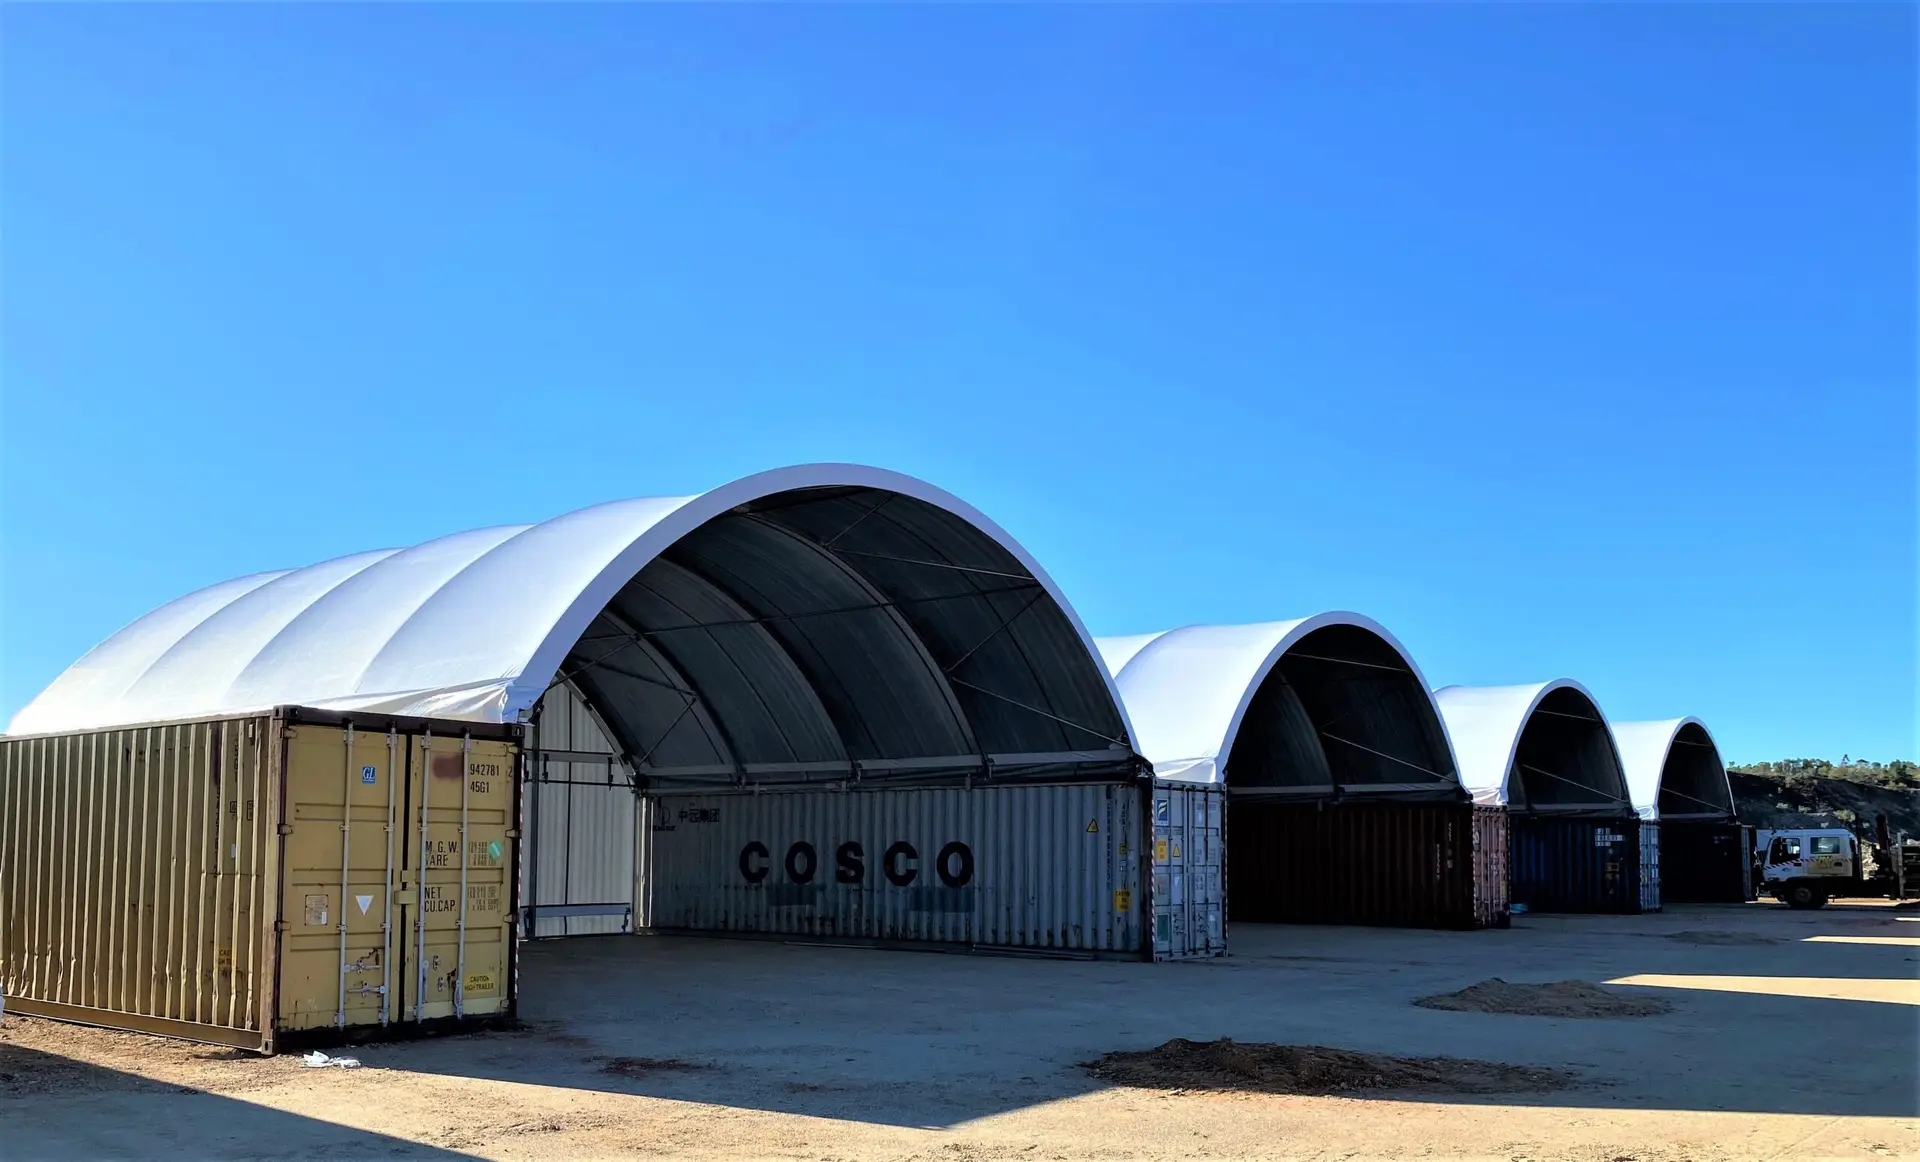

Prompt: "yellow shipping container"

[0,709,520,1052]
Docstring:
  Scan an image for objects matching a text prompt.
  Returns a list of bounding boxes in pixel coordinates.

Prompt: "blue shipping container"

[1509,816,1644,914]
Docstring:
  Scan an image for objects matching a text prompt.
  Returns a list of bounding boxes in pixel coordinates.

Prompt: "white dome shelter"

[1099,616,1513,931]
[1614,718,1734,821]
[1098,615,1461,799]
[1434,681,1630,816]
[0,465,1207,1040]
[11,464,1140,788]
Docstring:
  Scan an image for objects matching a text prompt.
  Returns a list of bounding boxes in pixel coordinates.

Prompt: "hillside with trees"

[1729,758,1920,836]
[1730,758,1917,790]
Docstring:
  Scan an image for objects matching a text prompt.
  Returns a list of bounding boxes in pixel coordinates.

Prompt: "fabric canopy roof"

[10,466,1138,788]
[1096,614,1462,797]
[1433,681,1631,813]
[1613,717,1734,820]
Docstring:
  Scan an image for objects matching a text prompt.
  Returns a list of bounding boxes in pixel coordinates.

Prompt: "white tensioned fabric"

[1613,717,1733,820]
[1432,680,1625,808]
[9,465,1137,762]
[1095,614,1460,789]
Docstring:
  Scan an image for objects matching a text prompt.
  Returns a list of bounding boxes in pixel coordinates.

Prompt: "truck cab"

[1762,828,1858,908]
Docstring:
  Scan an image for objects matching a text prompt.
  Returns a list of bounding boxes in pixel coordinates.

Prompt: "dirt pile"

[598,1056,709,1078]
[1081,1038,1571,1096]
[1414,978,1672,1018]
[1666,930,1776,946]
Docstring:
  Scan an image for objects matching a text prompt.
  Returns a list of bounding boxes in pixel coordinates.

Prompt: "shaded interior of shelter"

[544,485,1134,790]
[1222,624,1458,800]
[1504,686,1631,816]
[1221,625,1483,928]
[1654,722,1733,819]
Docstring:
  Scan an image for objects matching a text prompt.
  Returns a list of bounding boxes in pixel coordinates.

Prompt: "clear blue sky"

[3,5,1913,762]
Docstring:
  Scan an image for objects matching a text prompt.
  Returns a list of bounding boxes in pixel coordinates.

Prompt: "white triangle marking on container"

[355,895,373,915]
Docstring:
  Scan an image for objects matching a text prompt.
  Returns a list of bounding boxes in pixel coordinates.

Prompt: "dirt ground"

[3,902,1916,1161]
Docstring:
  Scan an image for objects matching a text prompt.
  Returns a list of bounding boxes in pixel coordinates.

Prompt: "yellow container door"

[277,725,402,1032]
[397,733,514,1022]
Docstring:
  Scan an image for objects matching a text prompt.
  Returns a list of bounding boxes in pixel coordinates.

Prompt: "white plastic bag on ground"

[301,1051,362,1069]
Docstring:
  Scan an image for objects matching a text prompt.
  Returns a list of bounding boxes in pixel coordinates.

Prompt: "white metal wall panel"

[1151,784,1226,959]
[526,684,637,938]
[1639,820,1663,913]
[641,784,1143,954]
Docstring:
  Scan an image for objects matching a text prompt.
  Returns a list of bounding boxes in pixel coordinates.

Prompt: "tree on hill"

[1730,758,1917,791]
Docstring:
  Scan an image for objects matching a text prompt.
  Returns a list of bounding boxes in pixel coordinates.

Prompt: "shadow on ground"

[365,903,1918,1129]
[0,1043,465,1160]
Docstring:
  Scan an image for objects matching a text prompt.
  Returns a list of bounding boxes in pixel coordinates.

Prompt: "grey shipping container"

[1227,801,1510,930]
[1639,820,1662,912]
[637,781,1223,959]
[1,709,521,1052]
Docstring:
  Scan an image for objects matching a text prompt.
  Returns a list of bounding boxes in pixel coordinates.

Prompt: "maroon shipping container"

[1228,800,1509,930]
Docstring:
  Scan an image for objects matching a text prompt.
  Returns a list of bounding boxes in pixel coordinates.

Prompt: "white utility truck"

[1757,827,1898,908]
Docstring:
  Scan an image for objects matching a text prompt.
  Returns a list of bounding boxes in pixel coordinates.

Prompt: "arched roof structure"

[1097,614,1462,798]
[10,465,1139,789]
[1433,681,1631,814]
[1613,718,1733,821]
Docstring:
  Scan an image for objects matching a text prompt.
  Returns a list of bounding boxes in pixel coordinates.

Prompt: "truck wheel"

[1784,883,1824,909]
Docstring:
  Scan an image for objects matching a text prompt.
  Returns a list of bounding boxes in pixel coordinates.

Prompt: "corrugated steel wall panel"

[1659,821,1752,903]
[641,783,1145,955]
[1227,801,1509,930]
[1471,805,1511,928]
[1,711,521,1051]
[1,719,277,1048]
[1151,784,1226,959]
[1639,820,1662,912]
[1509,816,1642,914]
[527,684,637,938]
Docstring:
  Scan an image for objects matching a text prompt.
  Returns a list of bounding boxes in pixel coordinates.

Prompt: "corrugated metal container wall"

[3,719,276,1048]
[525,684,637,938]
[1508,816,1641,914]
[1228,802,1509,930]
[1638,820,1662,912]
[640,784,1145,955]
[1659,821,1754,903]
[1,712,520,1052]
[1472,806,1511,926]
[1151,784,1226,959]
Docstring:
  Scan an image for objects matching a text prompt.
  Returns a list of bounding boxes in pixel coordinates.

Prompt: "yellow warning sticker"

[1113,889,1132,912]
[1086,819,1098,833]
[1154,838,1169,861]
[1172,843,1182,859]
[464,972,496,995]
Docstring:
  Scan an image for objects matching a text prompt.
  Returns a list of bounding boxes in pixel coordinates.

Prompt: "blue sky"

[3,5,1913,762]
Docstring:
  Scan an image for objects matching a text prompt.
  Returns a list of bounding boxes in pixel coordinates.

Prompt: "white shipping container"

[640,783,1157,956]
[1152,783,1226,959]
